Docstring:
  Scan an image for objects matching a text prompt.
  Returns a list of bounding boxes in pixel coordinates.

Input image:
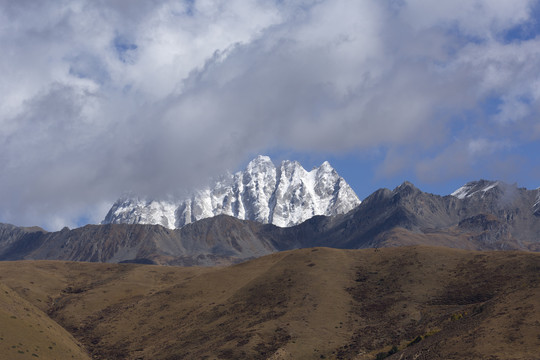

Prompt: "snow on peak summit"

[246,155,274,172]
[451,180,499,199]
[103,156,361,229]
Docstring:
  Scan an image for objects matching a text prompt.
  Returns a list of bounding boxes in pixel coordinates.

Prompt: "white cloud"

[398,0,532,37]
[0,0,539,229]
[467,138,509,155]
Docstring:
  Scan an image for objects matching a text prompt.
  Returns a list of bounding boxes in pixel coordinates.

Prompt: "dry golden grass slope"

[0,282,90,360]
[0,246,539,360]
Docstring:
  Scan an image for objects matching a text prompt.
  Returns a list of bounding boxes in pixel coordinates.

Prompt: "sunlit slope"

[0,247,539,359]
[0,282,91,360]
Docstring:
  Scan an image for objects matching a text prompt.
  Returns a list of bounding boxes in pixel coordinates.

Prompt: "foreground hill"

[0,246,538,359]
[0,282,90,360]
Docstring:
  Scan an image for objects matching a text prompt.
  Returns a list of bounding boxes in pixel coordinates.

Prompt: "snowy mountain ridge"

[450,180,500,199]
[102,156,361,229]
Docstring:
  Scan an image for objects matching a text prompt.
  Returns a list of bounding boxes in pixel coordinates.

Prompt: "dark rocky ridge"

[0,217,274,266]
[1,180,539,265]
[262,180,540,251]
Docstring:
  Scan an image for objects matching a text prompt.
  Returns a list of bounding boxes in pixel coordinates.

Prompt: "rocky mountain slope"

[102,155,361,228]
[257,179,540,254]
[1,179,539,266]
[0,247,539,359]
[0,217,273,266]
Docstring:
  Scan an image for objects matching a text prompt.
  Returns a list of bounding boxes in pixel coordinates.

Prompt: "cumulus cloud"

[1,0,539,229]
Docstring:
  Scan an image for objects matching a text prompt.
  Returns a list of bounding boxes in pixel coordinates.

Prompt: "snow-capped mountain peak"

[103,156,361,229]
[246,155,274,173]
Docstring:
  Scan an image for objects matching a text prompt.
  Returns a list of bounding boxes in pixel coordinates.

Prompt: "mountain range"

[1,177,539,266]
[102,155,361,229]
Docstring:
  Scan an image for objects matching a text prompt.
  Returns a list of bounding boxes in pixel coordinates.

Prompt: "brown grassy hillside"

[0,246,539,359]
[0,282,90,360]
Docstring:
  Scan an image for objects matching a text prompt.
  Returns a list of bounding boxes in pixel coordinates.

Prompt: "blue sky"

[0,0,539,230]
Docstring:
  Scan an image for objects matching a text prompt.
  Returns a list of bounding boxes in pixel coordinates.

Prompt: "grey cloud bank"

[1,0,539,229]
